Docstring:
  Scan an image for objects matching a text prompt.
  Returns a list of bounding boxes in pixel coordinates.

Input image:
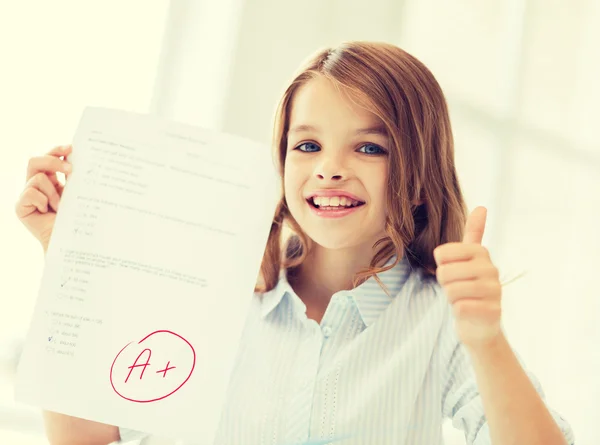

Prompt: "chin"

[310,236,358,251]
[300,224,373,252]
[287,204,385,253]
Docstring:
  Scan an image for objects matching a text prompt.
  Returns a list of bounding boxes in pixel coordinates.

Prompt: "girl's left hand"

[433,206,503,350]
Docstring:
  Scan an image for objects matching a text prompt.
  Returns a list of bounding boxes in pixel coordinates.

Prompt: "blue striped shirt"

[119,256,574,445]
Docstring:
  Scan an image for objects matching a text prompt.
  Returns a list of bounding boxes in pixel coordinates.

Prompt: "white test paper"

[15,107,279,442]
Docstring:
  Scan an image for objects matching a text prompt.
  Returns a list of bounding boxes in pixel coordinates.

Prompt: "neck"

[292,241,379,301]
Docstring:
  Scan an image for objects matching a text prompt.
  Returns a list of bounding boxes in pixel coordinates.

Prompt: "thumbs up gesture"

[433,206,503,349]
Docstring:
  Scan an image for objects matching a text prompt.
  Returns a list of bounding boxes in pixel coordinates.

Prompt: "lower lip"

[308,202,363,219]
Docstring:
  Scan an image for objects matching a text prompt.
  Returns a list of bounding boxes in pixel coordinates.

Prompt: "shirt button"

[322,326,332,337]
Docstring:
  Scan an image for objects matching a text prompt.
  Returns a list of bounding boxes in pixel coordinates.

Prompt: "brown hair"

[255,41,468,293]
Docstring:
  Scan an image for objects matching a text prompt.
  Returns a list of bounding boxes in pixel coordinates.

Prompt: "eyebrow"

[288,124,388,137]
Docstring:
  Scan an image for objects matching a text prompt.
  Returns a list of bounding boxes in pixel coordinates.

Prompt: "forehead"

[288,76,383,129]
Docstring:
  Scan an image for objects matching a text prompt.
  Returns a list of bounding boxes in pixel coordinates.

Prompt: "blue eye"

[358,144,386,155]
[296,142,320,152]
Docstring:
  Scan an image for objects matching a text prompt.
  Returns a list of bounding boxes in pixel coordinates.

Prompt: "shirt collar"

[350,255,412,326]
[259,256,413,325]
[259,269,294,318]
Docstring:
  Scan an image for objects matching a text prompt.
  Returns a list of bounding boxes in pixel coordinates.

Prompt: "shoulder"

[409,272,455,334]
[411,270,447,305]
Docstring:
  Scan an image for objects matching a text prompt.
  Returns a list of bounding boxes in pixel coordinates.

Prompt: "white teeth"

[311,196,362,207]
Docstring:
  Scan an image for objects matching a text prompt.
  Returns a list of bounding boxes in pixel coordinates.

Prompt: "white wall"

[0,1,169,442]
[0,0,598,444]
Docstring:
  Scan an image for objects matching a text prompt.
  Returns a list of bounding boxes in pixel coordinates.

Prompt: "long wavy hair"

[255,41,468,293]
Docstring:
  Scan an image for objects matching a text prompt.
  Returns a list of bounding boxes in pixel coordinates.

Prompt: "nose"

[314,152,347,181]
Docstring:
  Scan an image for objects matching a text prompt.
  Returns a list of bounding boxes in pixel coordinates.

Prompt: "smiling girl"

[17,42,573,445]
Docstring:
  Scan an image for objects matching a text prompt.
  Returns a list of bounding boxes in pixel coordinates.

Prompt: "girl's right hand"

[15,145,73,251]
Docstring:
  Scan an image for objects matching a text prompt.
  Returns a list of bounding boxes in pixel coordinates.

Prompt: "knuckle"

[436,265,446,283]
[434,244,447,258]
[14,198,23,213]
[31,187,47,202]
[38,171,51,183]
[453,299,469,317]
[28,172,44,186]
[474,245,487,256]
[493,281,502,294]
[27,157,37,170]
[489,266,499,279]
[16,189,33,210]
[23,187,36,198]
[21,187,36,201]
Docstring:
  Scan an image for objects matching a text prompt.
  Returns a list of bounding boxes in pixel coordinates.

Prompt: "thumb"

[463,206,487,244]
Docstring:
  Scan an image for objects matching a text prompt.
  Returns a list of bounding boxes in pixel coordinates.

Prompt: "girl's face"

[284,76,390,252]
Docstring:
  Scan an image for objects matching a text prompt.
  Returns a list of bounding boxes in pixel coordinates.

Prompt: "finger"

[452,298,501,322]
[25,173,61,212]
[44,145,73,186]
[56,181,65,196]
[463,206,487,244]
[26,155,72,182]
[444,279,501,304]
[15,187,50,218]
[436,261,498,285]
[60,145,74,180]
[434,243,487,265]
[46,144,73,157]
[51,144,74,181]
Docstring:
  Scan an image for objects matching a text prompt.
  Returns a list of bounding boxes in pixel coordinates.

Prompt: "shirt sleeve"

[439,303,575,445]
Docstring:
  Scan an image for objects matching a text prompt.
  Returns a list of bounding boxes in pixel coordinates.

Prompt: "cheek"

[283,167,301,205]
[283,156,309,201]
[368,170,389,214]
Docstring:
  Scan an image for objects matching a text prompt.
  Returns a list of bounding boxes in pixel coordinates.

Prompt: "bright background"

[0,1,598,444]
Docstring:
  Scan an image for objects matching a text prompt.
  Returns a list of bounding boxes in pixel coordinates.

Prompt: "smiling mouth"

[307,196,365,210]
